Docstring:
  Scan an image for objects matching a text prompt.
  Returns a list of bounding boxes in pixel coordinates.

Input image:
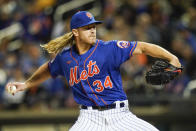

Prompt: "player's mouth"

[89,36,96,40]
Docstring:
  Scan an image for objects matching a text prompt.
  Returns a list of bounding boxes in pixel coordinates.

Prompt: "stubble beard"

[89,36,96,45]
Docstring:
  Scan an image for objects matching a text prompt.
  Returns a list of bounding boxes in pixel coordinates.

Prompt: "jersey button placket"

[78,57,83,68]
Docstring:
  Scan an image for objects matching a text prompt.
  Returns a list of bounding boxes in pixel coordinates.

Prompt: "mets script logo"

[69,60,113,93]
[86,12,93,19]
[69,60,100,86]
[117,41,130,48]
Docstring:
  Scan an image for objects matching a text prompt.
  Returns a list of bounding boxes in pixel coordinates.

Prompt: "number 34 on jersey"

[69,60,113,93]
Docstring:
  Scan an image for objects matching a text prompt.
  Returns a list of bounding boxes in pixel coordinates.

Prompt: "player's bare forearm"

[25,62,51,89]
[133,41,181,67]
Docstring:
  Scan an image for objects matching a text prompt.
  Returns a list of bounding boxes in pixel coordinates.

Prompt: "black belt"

[81,102,125,111]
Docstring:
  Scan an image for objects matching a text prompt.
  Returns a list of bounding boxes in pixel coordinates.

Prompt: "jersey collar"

[71,39,99,57]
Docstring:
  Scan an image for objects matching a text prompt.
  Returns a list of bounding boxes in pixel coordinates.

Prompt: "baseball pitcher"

[5,11,182,131]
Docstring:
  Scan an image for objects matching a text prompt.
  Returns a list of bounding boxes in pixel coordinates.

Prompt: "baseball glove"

[145,60,183,85]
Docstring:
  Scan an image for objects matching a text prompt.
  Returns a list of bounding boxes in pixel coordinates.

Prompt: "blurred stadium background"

[1,0,196,131]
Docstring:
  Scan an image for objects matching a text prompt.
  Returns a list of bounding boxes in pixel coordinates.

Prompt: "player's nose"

[90,28,96,34]
[90,26,96,31]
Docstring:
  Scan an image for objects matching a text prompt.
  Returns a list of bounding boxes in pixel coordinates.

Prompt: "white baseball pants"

[69,100,159,131]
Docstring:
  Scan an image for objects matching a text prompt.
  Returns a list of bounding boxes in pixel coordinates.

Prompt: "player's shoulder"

[98,39,117,46]
[98,39,136,48]
[58,46,71,56]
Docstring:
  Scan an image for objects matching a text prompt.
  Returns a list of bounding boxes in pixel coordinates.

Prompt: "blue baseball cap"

[70,11,102,30]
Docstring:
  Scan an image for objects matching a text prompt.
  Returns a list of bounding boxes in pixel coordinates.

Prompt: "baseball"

[8,85,17,94]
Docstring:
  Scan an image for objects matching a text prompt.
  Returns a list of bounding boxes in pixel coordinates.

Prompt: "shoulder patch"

[117,41,130,48]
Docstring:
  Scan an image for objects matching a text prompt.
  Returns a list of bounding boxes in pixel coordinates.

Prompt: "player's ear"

[72,29,79,37]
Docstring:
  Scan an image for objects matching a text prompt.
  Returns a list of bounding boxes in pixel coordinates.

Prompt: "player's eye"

[86,25,96,30]
[83,27,90,30]
[92,25,96,29]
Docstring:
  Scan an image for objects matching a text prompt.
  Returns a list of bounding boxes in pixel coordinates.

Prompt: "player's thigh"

[126,113,159,131]
[110,111,159,131]
[69,114,98,131]
[69,115,84,131]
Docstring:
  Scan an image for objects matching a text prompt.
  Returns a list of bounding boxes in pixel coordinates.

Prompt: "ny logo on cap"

[86,12,92,19]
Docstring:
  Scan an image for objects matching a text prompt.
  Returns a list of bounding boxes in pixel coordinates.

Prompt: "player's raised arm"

[133,41,181,68]
[5,62,51,95]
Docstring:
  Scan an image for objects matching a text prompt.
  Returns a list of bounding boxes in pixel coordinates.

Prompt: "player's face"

[77,24,97,45]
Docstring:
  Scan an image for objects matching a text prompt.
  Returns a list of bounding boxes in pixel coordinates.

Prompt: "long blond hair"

[41,32,74,54]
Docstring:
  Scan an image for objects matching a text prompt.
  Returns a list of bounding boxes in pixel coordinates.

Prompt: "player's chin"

[89,37,96,44]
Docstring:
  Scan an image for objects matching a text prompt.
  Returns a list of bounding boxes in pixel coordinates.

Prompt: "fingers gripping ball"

[8,85,17,94]
[145,60,183,85]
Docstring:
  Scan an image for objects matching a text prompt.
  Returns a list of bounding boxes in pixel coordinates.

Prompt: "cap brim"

[78,20,102,28]
[88,20,102,25]
[94,21,102,24]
